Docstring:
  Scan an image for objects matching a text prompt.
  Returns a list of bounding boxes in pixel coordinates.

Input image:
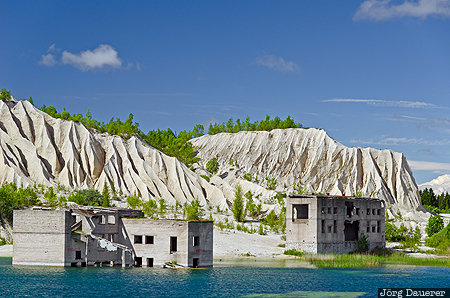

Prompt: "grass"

[425,223,450,256]
[283,249,304,257]
[283,250,450,268]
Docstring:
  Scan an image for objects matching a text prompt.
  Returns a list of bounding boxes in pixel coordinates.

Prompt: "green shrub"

[208,115,305,135]
[206,157,219,175]
[426,215,444,237]
[0,237,6,246]
[425,223,450,254]
[126,195,142,209]
[284,249,303,257]
[200,175,210,182]
[242,172,253,182]
[292,182,307,195]
[67,189,103,207]
[400,227,421,251]
[258,224,267,235]
[0,89,12,101]
[265,177,277,190]
[263,208,286,233]
[0,183,39,225]
[385,221,421,251]
[44,187,58,207]
[357,233,369,253]
[275,192,286,206]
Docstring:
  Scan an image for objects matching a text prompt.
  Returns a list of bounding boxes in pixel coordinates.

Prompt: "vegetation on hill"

[207,115,305,135]
[0,89,12,101]
[425,223,450,255]
[3,89,306,169]
[38,100,304,168]
[0,183,39,224]
[420,188,450,213]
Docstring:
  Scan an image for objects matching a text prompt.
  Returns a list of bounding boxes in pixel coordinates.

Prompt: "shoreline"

[0,245,12,257]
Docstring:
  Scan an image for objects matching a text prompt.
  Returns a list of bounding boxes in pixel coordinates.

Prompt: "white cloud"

[354,0,450,21]
[39,54,57,67]
[61,44,122,71]
[323,98,438,108]
[255,54,300,72]
[388,114,427,121]
[47,43,58,52]
[409,160,450,171]
[350,136,450,146]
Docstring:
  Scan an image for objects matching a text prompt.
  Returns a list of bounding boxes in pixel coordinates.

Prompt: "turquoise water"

[0,257,448,297]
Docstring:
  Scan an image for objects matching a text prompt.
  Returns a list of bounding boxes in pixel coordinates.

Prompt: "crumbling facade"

[286,194,385,254]
[13,207,213,268]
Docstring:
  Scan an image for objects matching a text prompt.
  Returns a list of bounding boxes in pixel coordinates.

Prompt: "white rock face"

[0,99,427,219]
[419,174,450,194]
[0,100,228,209]
[191,128,425,214]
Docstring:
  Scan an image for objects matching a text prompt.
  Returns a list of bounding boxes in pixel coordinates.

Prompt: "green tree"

[0,183,39,224]
[102,184,110,207]
[206,157,219,175]
[232,185,245,222]
[126,195,142,209]
[143,199,158,218]
[0,89,12,101]
[426,215,444,237]
[77,189,103,206]
[44,187,58,207]
[184,199,204,220]
[159,198,167,217]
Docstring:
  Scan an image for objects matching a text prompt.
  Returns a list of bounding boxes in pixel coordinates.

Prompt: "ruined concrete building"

[13,207,213,268]
[286,194,385,254]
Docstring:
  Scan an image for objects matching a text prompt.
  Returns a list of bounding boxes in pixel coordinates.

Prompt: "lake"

[0,257,448,297]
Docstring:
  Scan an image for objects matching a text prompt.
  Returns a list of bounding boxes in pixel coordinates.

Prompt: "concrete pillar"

[122,249,126,268]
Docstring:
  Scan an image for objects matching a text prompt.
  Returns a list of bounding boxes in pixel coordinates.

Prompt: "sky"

[1,0,450,185]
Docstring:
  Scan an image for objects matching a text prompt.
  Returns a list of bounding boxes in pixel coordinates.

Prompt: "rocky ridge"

[0,100,227,209]
[0,99,429,222]
[191,129,426,217]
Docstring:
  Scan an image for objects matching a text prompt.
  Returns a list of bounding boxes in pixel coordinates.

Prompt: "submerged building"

[13,206,213,268]
[286,194,385,254]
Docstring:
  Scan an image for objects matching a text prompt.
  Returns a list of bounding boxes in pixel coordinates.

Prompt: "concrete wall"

[13,209,71,266]
[286,195,385,254]
[121,219,213,267]
[80,211,123,265]
[13,208,213,267]
[187,221,213,267]
[286,197,318,253]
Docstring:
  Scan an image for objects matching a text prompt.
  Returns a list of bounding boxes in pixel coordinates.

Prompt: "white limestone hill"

[419,174,450,194]
[0,100,227,209]
[191,129,427,216]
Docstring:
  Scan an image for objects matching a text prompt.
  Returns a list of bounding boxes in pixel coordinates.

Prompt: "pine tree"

[232,185,245,222]
[102,183,110,207]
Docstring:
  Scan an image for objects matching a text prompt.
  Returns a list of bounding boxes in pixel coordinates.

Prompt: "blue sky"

[1,0,450,184]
